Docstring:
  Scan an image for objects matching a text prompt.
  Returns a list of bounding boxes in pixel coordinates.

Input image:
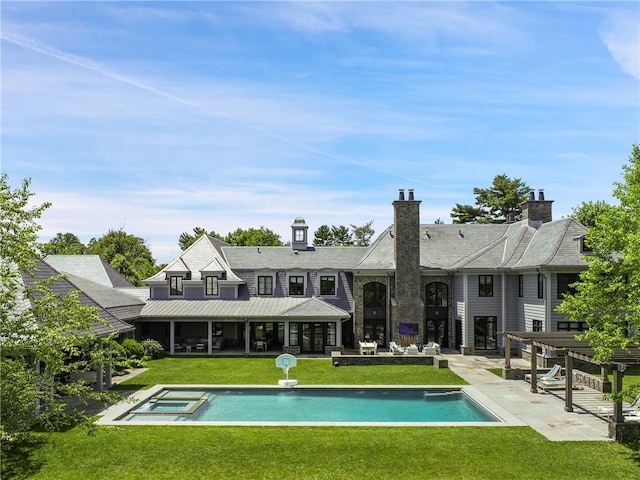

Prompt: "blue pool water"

[120,388,498,423]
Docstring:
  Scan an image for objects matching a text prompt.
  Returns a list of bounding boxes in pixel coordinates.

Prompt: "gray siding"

[521,272,545,331]
[504,274,521,331]
[549,271,580,330]
[466,274,503,316]
[219,286,236,299]
[151,286,168,299]
[184,285,202,300]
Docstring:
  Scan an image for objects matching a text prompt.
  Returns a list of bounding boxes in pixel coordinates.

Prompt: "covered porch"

[137,296,351,357]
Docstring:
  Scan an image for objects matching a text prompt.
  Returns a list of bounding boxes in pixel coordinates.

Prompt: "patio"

[502,331,640,441]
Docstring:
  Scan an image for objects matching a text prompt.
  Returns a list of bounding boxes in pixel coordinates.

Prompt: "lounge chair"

[389,342,405,355]
[598,393,640,416]
[525,364,561,383]
[539,377,567,390]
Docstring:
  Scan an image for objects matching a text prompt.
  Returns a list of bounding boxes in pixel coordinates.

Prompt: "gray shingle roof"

[356,219,588,272]
[140,296,350,319]
[514,218,587,268]
[145,235,243,283]
[64,274,146,309]
[222,245,367,270]
[44,255,135,288]
[21,260,135,336]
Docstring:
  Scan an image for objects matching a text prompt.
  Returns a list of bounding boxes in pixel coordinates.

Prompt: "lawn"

[112,357,468,389]
[6,358,640,480]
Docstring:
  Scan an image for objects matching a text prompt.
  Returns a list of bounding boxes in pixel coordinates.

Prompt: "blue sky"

[2,1,639,264]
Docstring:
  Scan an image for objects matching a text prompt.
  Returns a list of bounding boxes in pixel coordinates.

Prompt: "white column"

[284,321,290,347]
[169,321,175,354]
[207,321,213,355]
[462,274,469,349]
[244,320,251,356]
[501,272,507,351]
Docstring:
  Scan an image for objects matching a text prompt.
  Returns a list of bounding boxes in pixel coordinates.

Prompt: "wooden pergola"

[503,331,640,435]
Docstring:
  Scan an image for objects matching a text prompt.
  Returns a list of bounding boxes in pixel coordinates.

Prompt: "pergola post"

[564,352,573,412]
[612,367,624,425]
[530,344,538,393]
[504,336,511,369]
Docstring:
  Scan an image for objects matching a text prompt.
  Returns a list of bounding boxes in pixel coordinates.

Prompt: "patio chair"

[255,340,266,352]
[422,342,440,356]
[539,376,567,390]
[525,363,561,383]
[389,342,405,355]
[211,339,222,351]
[598,393,640,416]
[405,345,419,355]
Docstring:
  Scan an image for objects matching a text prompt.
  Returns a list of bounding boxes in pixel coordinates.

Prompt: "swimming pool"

[100,385,514,426]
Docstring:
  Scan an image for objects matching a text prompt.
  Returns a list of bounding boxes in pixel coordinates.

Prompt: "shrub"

[141,339,165,359]
[121,338,145,359]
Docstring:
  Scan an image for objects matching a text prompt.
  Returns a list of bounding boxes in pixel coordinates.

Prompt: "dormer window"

[170,276,183,296]
[294,229,305,242]
[205,276,219,296]
[574,235,593,254]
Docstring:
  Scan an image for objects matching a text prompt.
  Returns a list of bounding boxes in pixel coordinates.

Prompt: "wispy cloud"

[239,1,528,50]
[600,7,640,79]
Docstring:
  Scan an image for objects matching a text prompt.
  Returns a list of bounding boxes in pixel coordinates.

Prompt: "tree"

[313,225,333,246]
[39,232,87,256]
[570,200,615,229]
[178,227,223,251]
[450,204,488,224]
[87,228,159,286]
[224,227,283,246]
[557,145,640,397]
[351,220,375,247]
[331,225,353,246]
[0,174,117,449]
[451,174,531,224]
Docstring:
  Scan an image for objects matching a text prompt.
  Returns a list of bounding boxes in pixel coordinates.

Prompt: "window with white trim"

[289,275,304,295]
[320,275,336,296]
[170,276,183,296]
[205,276,219,296]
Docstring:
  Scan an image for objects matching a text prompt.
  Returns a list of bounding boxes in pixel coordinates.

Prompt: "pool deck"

[97,355,628,441]
[444,353,618,441]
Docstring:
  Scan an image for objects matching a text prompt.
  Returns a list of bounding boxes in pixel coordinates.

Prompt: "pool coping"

[97,384,526,427]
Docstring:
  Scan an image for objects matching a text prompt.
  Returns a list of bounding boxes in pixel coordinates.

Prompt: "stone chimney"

[392,189,423,338]
[291,217,308,251]
[521,189,553,225]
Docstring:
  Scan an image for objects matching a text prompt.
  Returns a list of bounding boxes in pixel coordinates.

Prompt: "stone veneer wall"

[352,274,391,342]
[392,191,423,341]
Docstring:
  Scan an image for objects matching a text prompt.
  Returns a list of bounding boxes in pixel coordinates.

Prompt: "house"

[17,257,141,389]
[44,189,589,359]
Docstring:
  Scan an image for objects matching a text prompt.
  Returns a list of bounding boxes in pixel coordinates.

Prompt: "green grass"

[113,357,467,389]
[5,358,640,480]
